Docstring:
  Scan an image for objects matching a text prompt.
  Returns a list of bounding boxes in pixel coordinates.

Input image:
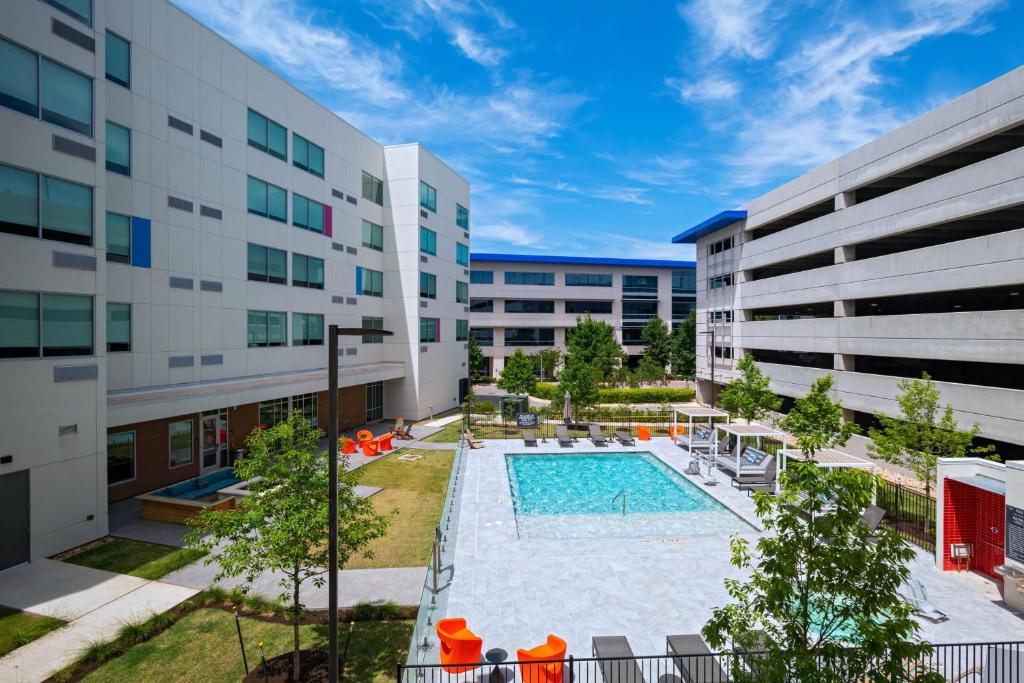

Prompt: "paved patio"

[439,437,1023,660]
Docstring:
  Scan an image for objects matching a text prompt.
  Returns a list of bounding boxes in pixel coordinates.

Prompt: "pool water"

[506,452,753,539]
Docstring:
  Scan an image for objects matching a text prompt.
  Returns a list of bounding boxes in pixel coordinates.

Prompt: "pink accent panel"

[324,204,333,237]
[435,318,441,341]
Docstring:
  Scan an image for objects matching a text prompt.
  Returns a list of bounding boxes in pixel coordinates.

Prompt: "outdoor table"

[485,648,508,683]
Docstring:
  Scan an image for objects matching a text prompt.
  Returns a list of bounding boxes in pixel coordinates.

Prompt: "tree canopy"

[497,349,537,396]
[553,354,599,409]
[671,308,696,379]
[780,374,858,458]
[468,334,487,381]
[566,314,625,383]
[718,354,782,423]
[640,316,671,373]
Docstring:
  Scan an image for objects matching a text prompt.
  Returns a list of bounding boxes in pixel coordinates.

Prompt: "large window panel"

[456,242,469,266]
[106,212,130,262]
[42,293,92,356]
[107,431,135,485]
[293,134,324,177]
[0,39,39,117]
[362,220,383,251]
[419,226,436,255]
[0,290,39,358]
[362,171,383,205]
[168,419,193,468]
[470,270,493,284]
[362,316,383,344]
[247,109,286,159]
[419,272,436,299]
[505,271,554,286]
[41,58,92,136]
[105,31,130,88]
[456,280,469,303]
[106,302,130,352]
[293,194,323,233]
[105,121,130,175]
[419,181,437,212]
[456,319,469,341]
[248,310,287,347]
[456,203,469,230]
[293,312,324,346]
[420,317,439,343]
[247,176,286,222]
[292,253,324,289]
[566,272,612,287]
[41,176,92,245]
[0,163,39,238]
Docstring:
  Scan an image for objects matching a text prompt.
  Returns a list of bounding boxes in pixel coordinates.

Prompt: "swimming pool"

[506,452,753,539]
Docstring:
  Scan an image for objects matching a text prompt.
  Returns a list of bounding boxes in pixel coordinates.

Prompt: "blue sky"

[177,0,1024,260]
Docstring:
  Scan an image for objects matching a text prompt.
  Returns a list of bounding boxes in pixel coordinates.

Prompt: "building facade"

[469,254,696,377]
[674,66,1024,458]
[0,0,470,568]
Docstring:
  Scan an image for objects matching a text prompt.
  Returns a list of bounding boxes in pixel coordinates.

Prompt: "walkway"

[0,559,197,683]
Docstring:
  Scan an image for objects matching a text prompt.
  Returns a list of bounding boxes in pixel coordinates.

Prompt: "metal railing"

[398,641,1024,682]
[876,479,937,553]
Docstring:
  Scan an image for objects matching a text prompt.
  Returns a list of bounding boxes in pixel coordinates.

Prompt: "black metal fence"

[464,409,684,442]
[876,479,937,554]
[398,641,1024,682]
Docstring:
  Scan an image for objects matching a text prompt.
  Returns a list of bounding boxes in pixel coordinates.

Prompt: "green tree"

[781,374,858,458]
[702,462,938,682]
[671,308,697,379]
[868,373,996,500]
[640,316,671,373]
[553,354,599,409]
[534,348,561,382]
[566,314,625,382]
[468,334,487,381]
[718,354,782,423]
[186,414,391,680]
[635,354,666,386]
[497,349,537,396]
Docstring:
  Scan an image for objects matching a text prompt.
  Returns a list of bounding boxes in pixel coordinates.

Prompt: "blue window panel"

[355,266,362,295]
[130,216,150,267]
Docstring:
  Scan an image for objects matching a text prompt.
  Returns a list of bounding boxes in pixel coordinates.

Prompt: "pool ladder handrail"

[612,489,627,516]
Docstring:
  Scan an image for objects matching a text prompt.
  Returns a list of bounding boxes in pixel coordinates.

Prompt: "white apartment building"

[674,65,1024,460]
[469,254,695,376]
[0,0,471,569]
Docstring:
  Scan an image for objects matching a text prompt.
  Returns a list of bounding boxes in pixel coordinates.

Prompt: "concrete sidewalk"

[0,560,197,683]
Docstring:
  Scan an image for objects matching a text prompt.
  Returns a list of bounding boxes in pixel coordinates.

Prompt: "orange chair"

[356,429,374,443]
[637,426,651,441]
[436,618,482,674]
[517,635,566,683]
[376,433,393,452]
[360,439,379,457]
[339,437,356,455]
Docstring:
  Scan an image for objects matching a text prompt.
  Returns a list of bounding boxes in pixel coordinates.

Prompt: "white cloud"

[678,0,773,60]
[473,222,546,247]
[667,75,740,103]
[507,175,651,205]
[623,155,694,188]
[449,24,507,67]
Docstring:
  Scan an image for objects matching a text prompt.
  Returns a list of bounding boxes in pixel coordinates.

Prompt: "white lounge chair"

[676,424,716,454]
[900,578,948,623]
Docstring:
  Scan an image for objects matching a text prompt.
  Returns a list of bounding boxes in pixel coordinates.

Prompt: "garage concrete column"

[834,245,856,264]
[834,353,855,371]
[835,191,857,210]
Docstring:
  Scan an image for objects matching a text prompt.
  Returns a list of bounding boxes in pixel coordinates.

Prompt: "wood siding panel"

[107,413,199,502]
[340,385,365,431]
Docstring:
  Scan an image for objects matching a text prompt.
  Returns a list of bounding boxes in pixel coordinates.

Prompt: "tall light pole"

[326,324,393,683]
[698,326,716,408]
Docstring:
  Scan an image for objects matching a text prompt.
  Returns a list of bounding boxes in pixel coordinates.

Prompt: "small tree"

[468,334,487,381]
[640,316,671,374]
[186,414,391,680]
[718,354,782,423]
[868,373,996,500]
[566,314,625,383]
[635,354,666,386]
[534,348,561,382]
[671,308,697,379]
[554,354,599,410]
[780,374,858,458]
[497,349,537,396]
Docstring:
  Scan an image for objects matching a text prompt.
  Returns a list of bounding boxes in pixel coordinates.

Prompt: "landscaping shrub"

[351,600,401,621]
[532,384,694,404]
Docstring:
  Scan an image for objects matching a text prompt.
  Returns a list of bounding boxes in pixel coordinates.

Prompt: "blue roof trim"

[469,253,695,269]
[671,210,747,244]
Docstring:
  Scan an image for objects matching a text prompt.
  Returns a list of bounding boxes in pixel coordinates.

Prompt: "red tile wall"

[942,479,1004,580]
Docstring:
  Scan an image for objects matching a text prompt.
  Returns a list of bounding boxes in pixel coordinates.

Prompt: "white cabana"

[713,423,787,482]
[776,447,878,502]
[672,405,730,454]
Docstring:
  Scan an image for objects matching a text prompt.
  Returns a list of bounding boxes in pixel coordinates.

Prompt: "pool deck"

[440,437,1023,660]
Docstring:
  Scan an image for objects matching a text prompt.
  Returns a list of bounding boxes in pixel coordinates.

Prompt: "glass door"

[200,409,228,471]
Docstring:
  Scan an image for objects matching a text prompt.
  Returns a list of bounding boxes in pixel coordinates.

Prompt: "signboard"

[516,413,539,428]
[1007,505,1024,564]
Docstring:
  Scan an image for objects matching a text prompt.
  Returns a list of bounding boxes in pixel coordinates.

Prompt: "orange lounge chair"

[356,429,374,443]
[436,618,482,674]
[360,439,379,457]
[518,634,567,683]
[637,426,651,441]
[376,433,393,452]
[339,437,356,454]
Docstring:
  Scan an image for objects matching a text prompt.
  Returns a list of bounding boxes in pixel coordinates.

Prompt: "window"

[714,345,733,360]
[247,176,287,222]
[259,397,288,428]
[246,108,286,160]
[106,302,130,352]
[357,267,383,297]
[709,310,733,323]
[622,326,645,345]
[247,310,287,347]
[672,269,696,293]
[292,133,324,177]
[292,253,324,289]
[505,300,554,313]
[292,193,324,233]
[42,57,93,136]
[42,293,92,356]
[168,419,193,468]
[565,272,612,287]
[362,316,384,344]
[0,164,38,239]
[707,236,733,256]
[106,431,134,485]
[105,121,130,175]
[565,300,612,314]
[361,220,383,251]
[293,313,324,346]
[672,298,694,319]
[0,163,93,246]
[470,270,493,284]
[456,242,469,267]
[0,39,39,119]
[419,181,437,212]
[471,328,493,346]
[456,280,469,304]
[505,328,554,346]
[105,31,129,87]
[0,290,39,358]
[105,212,130,263]
[366,381,383,421]
[456,319,469,342]
[505,271,554,286]
[622,299,658,322]
[420,317,439,343]
[420,272,437,299]
[43,0,92,25]
[470,298,493,313]
[709,274,733,289]
[456,203,469,230]
[623,275,659,295]
[246,243,287,284]
[362,171,383,205]
[419,226,436,255]
[291,393,318,428]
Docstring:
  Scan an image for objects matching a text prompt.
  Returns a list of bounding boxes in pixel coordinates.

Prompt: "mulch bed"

[242,649,331,683]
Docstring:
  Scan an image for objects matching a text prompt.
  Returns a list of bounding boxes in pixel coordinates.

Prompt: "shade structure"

[713,423,787,477]
[672,405,730,453]
[777,447,877,501]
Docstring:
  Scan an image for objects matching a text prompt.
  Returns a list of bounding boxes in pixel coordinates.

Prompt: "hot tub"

[137,469,242,524]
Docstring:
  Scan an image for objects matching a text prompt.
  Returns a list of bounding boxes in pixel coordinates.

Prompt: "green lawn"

[421,421,463,442]
[345,448,455,568]
[0,607,65,656]
[81,608,411,683]
[63,539,205,580]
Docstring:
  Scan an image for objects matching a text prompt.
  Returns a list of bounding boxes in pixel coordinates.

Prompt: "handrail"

[612,489,627,516]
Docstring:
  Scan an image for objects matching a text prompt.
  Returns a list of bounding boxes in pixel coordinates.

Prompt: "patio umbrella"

[563,391,572,424]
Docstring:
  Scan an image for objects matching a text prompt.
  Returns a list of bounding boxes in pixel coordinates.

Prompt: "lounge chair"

[614,430,635,446]
[590,423,608,446]
[676,425,716,455]
[667,635,729,682]
[436,617,482,674]
[732,632,769,680]
[860,504,886,533]
[900,578,948,623]
[462,430,484,449]
[556,425,573,447]
[523,430,538,447]
[593,636,646,683]
[392,418,413,440]
[518,634,567,683]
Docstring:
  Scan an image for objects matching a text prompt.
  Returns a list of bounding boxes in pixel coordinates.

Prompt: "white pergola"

[777,447,878,502]
[672,405,730,453]
[714,423,787,475]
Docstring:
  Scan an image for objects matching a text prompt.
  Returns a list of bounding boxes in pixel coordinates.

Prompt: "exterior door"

[200,410,228,471]
[0,470,30,571]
